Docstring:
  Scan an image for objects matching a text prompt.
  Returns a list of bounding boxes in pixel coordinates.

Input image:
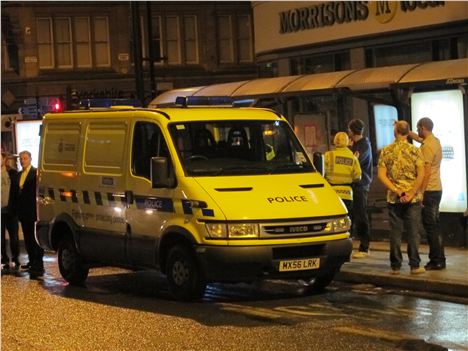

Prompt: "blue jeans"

[388,202,422,269]
[352,185,370,252]
[422,191,445,265]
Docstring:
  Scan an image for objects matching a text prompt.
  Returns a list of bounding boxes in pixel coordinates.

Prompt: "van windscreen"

[168,120,315,176]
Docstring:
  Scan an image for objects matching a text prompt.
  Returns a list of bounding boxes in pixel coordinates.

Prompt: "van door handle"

[125,190,134,205]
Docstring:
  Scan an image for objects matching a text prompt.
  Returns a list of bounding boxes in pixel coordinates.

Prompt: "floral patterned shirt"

[378,139,424,204]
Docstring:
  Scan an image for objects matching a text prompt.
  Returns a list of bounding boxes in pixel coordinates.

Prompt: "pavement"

[337,241,468,298]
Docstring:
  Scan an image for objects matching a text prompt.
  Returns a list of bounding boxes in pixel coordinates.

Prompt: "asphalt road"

[2,253,467,351]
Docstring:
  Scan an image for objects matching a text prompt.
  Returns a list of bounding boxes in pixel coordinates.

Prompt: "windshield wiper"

[215,165,269,175]
[269,163,310,174]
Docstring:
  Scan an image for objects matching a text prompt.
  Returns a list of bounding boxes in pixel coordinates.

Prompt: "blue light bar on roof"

[175,96,233,107]
[79,98,142,108]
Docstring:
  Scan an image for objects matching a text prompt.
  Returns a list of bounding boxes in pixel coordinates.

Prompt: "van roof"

[43,107,283,123]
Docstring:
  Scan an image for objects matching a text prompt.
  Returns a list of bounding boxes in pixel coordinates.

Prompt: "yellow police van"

[36,101,352,300]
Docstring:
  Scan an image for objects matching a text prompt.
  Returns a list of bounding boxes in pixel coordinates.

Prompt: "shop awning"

[281,70,355,94]
[398,58,468,84]
[230,75,302,97]
[335,64,420,91]
[194,81,249,97]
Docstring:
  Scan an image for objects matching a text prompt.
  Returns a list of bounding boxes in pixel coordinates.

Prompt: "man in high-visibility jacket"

[324,132,362,217]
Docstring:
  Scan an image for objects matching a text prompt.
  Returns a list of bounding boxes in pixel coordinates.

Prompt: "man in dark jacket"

[1,151,20,269]
[348,119,373,258]
[17,150,44,274]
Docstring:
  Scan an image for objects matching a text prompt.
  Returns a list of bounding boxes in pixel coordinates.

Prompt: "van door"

[79,119,128,264]
[126,120,175,267]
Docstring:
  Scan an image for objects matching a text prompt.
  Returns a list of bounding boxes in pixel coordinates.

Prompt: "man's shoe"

[352,251,370,259]
[2,263,10,270]
[424,262,446,270]
[13,261,21,270]
[390,268,400,275]
[410,267,426,274]
[20,263,31,270]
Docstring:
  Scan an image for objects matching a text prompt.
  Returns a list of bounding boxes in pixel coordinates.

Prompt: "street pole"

[131,2,145,105]
[146,2,157,100]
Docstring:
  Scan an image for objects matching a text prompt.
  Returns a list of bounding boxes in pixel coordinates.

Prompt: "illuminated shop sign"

[279,1,445,33]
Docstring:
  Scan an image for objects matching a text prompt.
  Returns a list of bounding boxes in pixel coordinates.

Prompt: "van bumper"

[35,221,54,251]
[195,238,352,282]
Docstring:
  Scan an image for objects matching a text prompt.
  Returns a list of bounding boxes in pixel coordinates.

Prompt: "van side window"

[132,122,170,179]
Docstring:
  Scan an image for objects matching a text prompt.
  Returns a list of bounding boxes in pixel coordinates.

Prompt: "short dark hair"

[348,119,365,135]
[417,117,434,132]
[395,120,409,136]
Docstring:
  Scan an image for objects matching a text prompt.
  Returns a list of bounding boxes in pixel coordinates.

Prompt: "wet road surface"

[2,253,467,351]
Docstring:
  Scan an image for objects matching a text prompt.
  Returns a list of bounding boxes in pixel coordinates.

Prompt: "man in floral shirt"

[378,120,425,275]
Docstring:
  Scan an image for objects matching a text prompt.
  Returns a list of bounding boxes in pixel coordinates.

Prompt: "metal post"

[146,2,156,100]
[131,2,145,104]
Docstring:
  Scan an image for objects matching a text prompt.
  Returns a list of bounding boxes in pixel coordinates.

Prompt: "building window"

[37,18,54,68]
[93,17,110,67]
[133,15,199,66]
[2,38,13,72]
[218,15,233,63]
[151,16,162,62]
[74,17,91,67]
[368,41,432,67]
[237,15,252,63]
[37,16,110,69]
[165,16,180,64]
[183,15,198,64]
[55,18,72,68]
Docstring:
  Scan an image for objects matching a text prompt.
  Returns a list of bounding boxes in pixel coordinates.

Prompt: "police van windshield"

[169,120,315,176]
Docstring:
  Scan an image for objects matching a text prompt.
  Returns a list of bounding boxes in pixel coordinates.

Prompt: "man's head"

[416,117,434,139]
[334,132,349,148]
[19,150,32,169]
[348,119,365,137]
[394,120,410,138]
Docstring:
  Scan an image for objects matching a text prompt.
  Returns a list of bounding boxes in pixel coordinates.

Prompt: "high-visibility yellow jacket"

[324,147,362,201]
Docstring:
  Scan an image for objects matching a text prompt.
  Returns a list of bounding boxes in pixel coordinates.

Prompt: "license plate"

[278,258,320,272]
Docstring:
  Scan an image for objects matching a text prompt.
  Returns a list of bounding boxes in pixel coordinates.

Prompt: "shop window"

[370,41,432,67]
[1,38,13,72]
[290,52,350,75]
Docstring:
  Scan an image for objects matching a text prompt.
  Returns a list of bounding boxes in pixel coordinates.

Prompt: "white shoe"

[352,251,370,259]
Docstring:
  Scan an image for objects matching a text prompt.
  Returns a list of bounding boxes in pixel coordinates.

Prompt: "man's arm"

[378,166,402,196]
[400,162,425,203]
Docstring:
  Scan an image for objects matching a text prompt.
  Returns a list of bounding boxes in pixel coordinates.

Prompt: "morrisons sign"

[279,1,445,33]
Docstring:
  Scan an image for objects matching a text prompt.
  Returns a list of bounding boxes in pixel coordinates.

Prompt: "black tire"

[58,236,89,286]
[311,269,338,291]
[166,245,206,301]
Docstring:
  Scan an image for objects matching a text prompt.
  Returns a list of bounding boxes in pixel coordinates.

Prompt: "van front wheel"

[166,245,206,301]
[58,236,89,286]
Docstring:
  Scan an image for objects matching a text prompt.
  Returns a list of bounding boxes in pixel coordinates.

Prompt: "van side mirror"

[151,157,175,188]
[313,152,324,177]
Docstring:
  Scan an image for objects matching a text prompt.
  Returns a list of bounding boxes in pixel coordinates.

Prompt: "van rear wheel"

[166,245,206,301]
[58,236,89,286]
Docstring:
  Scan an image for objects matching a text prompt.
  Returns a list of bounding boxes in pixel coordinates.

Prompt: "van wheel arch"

[158,227,197,272]
[50,214,79,251]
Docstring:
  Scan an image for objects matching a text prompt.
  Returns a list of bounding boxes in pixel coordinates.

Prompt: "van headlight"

[205,223,259,238]
[324,216,351,233]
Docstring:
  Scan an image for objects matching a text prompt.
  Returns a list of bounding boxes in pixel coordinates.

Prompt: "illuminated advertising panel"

[373,104,398,151]
[411,90,467,213]
[15,120,42,168]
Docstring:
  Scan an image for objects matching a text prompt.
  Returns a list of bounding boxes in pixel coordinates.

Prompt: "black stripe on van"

[299,184,325,189]
[83,191,90,204]
[59,188,66,202]
[48,188,55,200]
[71,190,78,203]
[95,192,103,206]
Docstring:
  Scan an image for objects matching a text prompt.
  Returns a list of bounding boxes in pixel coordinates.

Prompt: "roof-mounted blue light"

[174,96,255,107]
